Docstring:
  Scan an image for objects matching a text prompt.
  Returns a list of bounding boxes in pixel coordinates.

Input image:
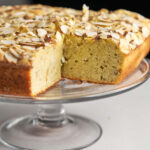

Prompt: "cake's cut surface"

[0,4,150,96]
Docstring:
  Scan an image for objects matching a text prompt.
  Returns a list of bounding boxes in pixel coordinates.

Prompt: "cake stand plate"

[0,59,149,150]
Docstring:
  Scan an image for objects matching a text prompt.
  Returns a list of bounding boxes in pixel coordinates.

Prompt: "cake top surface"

[0,4,150,65]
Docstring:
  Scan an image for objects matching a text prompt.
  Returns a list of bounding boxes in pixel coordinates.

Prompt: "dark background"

[0,0,149,58]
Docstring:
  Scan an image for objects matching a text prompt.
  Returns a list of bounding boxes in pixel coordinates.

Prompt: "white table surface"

[0,79,149,150]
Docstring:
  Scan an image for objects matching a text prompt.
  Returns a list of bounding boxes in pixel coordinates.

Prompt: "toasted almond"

[99,34,108,39]
[60,25,69,34]
[75,29,85,36]
[85,31,97,37]
[61,56,66,63]
[142,26,149,38]
[9,48,20,58]
[129,43,136,49]
[0,27,14,35]
[115,29,126,35]
[35,15,44,20]
[92,22,114,26]
[110,32,120,39]
[37,28,47,38]
[1,40,15,45]
[38,21,46,28]
[75,31,83,36]
[98,13,108,20]
[31,38,41,42]
[56,31,62,41]
[14,12,25,16]
[85,24,91,30]
[82,4,89,22]
[121,49,130,54]
[69,20,75,26]
[119,39,129,49]
[132,22,140,32]
[5,23,10,27]
[4,52,17,63]
[19,42,44,47]
[22,46,36,50]
[28,31,36,36]
[27,23,36,28]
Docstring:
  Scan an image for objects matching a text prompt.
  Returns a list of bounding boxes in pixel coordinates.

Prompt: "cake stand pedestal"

[0,59,149,150]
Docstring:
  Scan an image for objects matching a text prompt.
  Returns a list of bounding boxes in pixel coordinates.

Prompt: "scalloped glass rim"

[0,59,149,104]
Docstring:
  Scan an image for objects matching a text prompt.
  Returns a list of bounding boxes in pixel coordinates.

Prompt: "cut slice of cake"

[0,5,64,96]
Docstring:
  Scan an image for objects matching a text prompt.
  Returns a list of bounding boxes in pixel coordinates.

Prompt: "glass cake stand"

[0,59,149,150]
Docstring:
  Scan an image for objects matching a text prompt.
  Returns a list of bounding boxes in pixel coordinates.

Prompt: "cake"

[0,4,149,96]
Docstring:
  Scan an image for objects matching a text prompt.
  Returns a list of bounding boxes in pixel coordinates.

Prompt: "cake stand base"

[0,104,102,150]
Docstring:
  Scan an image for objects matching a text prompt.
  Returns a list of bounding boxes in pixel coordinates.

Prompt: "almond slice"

[85,31,97,37]
[61,56,66,63]
[92,22,114,26]
[9,48,20,58]
[56,31,62,41]
[1,40,15,45]
[60,25,69,34]
[31,38,41,42]
[37,28,47,38]
[142,26,149,38]
[4,52,17,63]
[121,49,130,54]
[82,4,89,22]
[22,46,36,50]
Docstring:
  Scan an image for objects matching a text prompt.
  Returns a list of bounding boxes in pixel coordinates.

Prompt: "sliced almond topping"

[28,31,36,36]
[19,42,45,48]
[121,49,130,54]
[98,13,108,20]
[60,25,69,34]
[5,23,10,27]
[110,32,120,39]
[69,20,75,26]
[85,31,97,37]
[31,38,41,42]
[85,24,91,30]
[129,43,136,49]
[92,22,114,26]
[9,48,20,58]
[56,31,62,41]
[14,12,25,16]
[35,15,44,20]
[119,39,129,49]
[99,34,108,39]
[61,56,66,63]
[132,23,140,32]
[22,46,36,50]
[37,28,47,38]
[27,23,36,28]
[38,20,46,28]
[0,27,14,35]
[1,40,15,45]
[115,29,126,35]
[75,29,85,36]
[4,52,17,63]
[142,26,149,38]
[82,4,89,22]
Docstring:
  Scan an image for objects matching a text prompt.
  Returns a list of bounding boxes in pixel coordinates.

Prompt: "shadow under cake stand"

[0,59,149,150]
